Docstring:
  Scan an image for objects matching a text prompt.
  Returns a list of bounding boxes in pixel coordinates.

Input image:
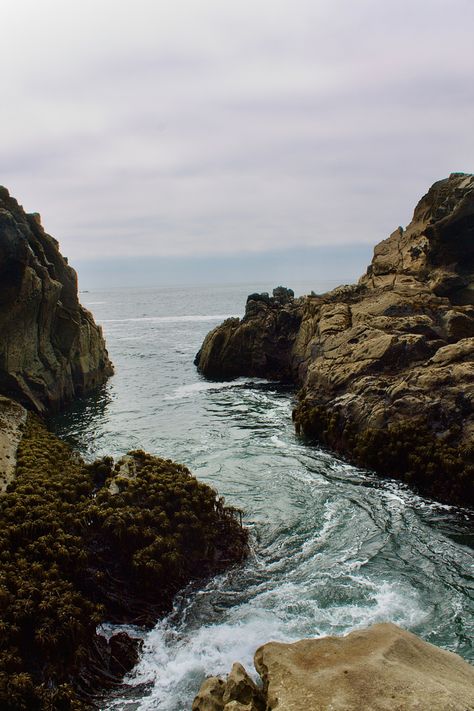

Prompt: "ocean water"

[51,284,474,711]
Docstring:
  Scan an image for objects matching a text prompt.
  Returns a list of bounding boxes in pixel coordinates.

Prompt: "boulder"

[193,623,474,711]
[254,623,474,711]
[0,187,113,413]
[193,663,265,711]
[195,174,474,505]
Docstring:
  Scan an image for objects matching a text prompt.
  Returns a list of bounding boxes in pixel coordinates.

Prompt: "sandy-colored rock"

[0,395,27,491]
[0,187,113,413]
[192,677,225,711]
[195,174,474,505]
[223,663,264,710]
[193,663,265,711]
[254,623,474,711]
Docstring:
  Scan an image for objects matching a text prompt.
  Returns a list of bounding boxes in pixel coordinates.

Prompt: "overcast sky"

[1,0,473,282]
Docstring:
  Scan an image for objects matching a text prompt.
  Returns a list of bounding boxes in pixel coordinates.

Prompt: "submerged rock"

[193,623,474,711]
[0,187,113,413]
[195,174,474,505]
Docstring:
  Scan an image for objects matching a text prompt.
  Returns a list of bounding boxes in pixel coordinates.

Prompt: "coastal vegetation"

[0,414,247,709]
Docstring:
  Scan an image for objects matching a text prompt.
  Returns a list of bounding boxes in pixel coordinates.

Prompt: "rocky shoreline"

[0,190,248,709]
[0,187,113,414]
[195,174,474,506]
[192,623,474,711]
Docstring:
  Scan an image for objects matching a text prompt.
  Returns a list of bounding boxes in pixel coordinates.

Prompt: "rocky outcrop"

[195,287,303,380]
[192,663,265,711]
[0,187,113,413]
[0,413,248,709]
[192,623,474,711]
[195,174,474,505]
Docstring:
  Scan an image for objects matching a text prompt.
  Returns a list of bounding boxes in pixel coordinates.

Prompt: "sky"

[1,0,474,287]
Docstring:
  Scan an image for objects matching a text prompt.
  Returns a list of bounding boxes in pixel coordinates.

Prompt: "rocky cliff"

[195,174,474,505]
[0,187,113,413]
[192,623,474,711]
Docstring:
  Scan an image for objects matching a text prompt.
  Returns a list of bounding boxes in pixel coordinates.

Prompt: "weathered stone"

[192,677,225,711]
[223,663,264,710]
[253,623,474,711]
[0,187,113,413]
[0,395,27,491]
[195,174,474,505]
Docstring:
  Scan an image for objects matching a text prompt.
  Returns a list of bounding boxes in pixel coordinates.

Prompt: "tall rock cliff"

[195,174,474,505]
[0,187,113,413]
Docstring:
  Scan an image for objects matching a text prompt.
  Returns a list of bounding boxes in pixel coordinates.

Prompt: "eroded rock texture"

[192,623,474,711]
[0,187,113,413]
[195,174,474,505]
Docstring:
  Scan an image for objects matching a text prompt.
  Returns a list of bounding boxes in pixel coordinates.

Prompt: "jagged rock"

[223,663,265,709]
[192,677,226,711]
[0,395,27,491]
[193,663,265,711]
[195,174,474,505]
[194,623,474,711]
[0,187,113,413]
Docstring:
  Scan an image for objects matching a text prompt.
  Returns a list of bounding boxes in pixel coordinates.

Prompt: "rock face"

[195,174,474,505]
[192,623,474,711]
[0,187,113,413]
[0,395,27,491]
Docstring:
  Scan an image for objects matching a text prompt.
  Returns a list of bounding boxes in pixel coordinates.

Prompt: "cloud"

[1,0,473,262]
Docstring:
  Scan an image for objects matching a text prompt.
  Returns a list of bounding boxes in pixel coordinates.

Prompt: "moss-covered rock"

[294,401,473,505]
[0,415,248,709]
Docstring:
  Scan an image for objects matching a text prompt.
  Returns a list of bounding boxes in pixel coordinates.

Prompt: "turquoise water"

[51,284,474,711]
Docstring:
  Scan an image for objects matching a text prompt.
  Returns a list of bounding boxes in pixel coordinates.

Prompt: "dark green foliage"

[294,402,473,506]
[0,417,247,709]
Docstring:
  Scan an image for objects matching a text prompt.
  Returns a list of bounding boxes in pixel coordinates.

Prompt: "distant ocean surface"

[51,284,474,711]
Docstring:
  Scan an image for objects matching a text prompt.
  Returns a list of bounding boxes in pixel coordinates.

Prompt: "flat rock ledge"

[192,623,474,711]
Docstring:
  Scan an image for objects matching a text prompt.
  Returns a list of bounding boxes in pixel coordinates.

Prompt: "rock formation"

[192,622,474,711]
[0,410,248,708]
[0,187,113,413]
[195,174,474,505]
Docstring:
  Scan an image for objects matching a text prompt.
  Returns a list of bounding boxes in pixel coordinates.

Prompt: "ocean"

[50,283,474,711]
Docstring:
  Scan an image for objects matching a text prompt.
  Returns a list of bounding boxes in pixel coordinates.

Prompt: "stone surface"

[0,395,27,491]
[193,623,474,711]
[195,174,474,505]
[0,186,113,413]
[254,623,474,711]
[193,663,265,711]
[192,677,226,711]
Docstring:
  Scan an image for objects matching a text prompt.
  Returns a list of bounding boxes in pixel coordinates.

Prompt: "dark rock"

[109,632,142,678]
[0,187,113,413]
